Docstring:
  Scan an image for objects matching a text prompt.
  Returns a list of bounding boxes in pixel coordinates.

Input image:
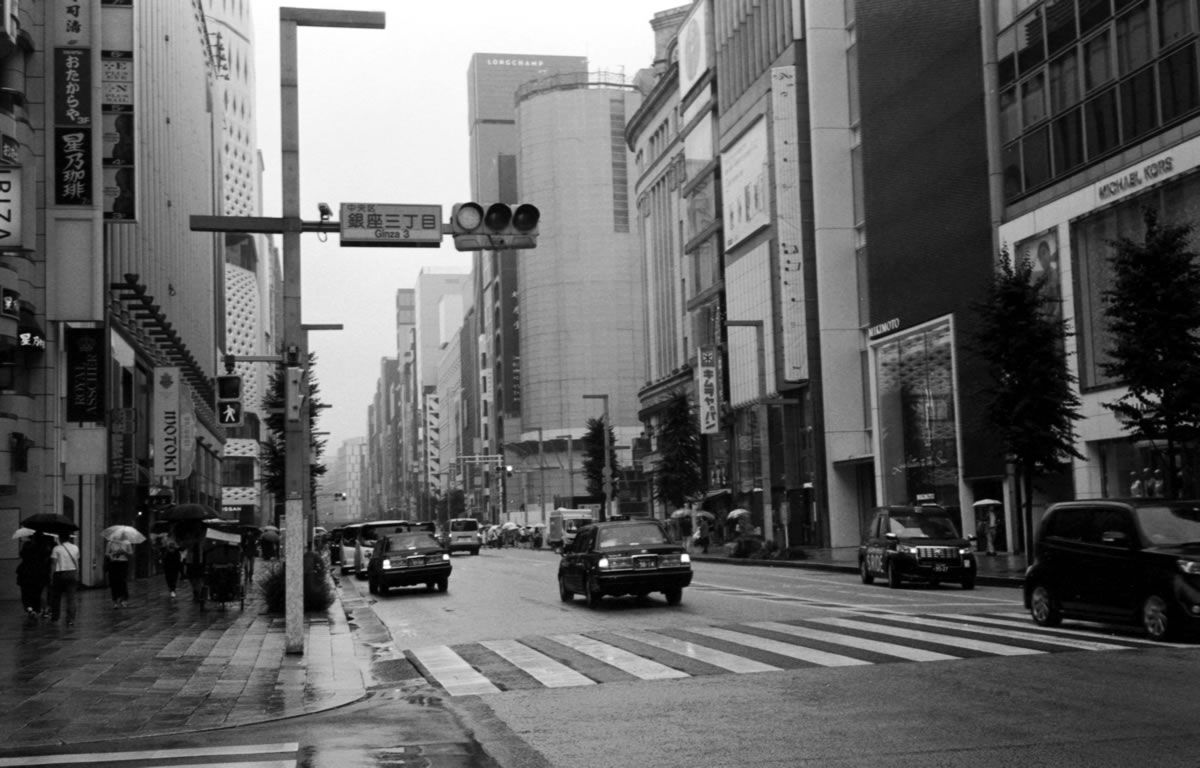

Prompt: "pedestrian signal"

[215,374,244,427]
[450,202,539,251]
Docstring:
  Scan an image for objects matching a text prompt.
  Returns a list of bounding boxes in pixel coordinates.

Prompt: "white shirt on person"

[51,541,81,572]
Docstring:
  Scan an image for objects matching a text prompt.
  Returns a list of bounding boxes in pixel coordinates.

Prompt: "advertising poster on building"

[696,346,720,435]
[721,118,770,250]
[65,327,105,423]
[152,367,182,477]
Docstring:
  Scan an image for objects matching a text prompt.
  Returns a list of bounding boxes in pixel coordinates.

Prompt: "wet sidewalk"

[0,570,368,749]
[690,545,1028,587]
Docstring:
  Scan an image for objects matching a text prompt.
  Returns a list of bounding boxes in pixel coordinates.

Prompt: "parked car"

[858,505,977,589]
[1024,499,1200,641]
[337,523,364,575]
[366,531,452,595]
[445,517,482,555]
[558,519,692,607]
[354,520,410,579]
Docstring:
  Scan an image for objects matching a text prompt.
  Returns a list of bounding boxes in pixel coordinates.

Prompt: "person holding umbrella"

[102,525,143,608]
[16,532,52,621]
[48,532,81,625]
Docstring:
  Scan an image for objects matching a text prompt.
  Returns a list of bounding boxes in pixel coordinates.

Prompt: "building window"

[1160,43,1199,119]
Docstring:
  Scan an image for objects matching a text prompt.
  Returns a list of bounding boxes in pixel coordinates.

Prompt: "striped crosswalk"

[0,743,298,768]
[406,612,1182,696]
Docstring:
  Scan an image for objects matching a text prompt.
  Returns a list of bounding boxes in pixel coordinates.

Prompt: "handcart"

[201,527,245,610]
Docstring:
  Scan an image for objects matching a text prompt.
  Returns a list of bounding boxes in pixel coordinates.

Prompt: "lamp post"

[726,320,774,545]
[583,394,611,521]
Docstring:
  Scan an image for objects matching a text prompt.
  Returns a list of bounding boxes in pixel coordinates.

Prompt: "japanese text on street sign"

[340,203,442,247]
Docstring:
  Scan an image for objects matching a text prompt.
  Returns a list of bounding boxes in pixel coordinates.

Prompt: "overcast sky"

[249,1,669,454]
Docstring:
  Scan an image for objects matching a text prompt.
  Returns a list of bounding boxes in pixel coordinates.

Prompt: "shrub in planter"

[257,552,336,613]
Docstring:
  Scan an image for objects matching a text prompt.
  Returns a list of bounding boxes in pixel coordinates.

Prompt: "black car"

[366,532,452,595]
[1023,499,1200,641]
[858,505,977,589]
[558,519,692,607]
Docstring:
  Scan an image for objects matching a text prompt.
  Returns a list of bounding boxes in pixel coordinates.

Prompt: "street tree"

[581,416,620,504]
[651,392,704,511]
[1102,209,1200,497]
[972,252,1082,555]
[261,353,327,511]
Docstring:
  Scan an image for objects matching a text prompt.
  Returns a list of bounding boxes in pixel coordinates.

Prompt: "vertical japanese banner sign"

[65,327,106,423]
[101,0,135,220]
[153,367,181,478]
[696,346,721,435]
[771,65,807,382]
[54,1,94,206]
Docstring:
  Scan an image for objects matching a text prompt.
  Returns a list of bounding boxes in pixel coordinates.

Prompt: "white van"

[548,509,594,551]
[446,518,482,555]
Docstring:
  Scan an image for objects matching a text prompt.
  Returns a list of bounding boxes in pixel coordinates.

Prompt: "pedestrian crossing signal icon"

[215,374,244,428]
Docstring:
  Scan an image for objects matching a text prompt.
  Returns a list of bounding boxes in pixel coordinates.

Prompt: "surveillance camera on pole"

[450,202,539,251]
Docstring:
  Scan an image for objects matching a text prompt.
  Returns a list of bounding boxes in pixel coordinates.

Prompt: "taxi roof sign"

[339,203,443,247]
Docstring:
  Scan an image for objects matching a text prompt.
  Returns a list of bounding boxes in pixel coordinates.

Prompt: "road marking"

[613,629,783,673]
[547,634,691,680]
[810,616,1043,656]
[479,639,596,688]
[408,645,501,695]
[686,626,874,666]
[884,614,1137,651]
[0,744,299,767]
[956,613,1188,646]
[747,621,959,662]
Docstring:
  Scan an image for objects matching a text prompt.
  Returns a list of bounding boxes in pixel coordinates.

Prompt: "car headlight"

[382,558,392,570]
[1178,559,1200,576]
[442,553,451,561]
[598,556,633,570]
[897,544,918,555]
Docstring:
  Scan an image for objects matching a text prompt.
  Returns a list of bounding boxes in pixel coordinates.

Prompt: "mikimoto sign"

[339,203,442,247]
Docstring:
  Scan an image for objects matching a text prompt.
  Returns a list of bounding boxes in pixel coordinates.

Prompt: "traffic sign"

[339,203,443,247]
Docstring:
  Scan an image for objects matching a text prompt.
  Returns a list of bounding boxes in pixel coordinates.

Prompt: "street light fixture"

[583,394,611,521]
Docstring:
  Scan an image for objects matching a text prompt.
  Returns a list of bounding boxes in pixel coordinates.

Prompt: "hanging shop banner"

[696,345,721,435]
[0,167,19,249]
[152,367,182,477]
[65,327,105,423]
[101,1,135,220]
[54,0,94,47]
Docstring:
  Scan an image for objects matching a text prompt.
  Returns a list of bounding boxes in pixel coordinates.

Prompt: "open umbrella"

[159,503,219,521]
[261,525,280,533]
[12,527,35,540]
[261,529,281,543]
[972,499,1002,507]
[669,508,693,519]
[21,513,79,535]
[500,521,520,531]
[726,508,751,520]
[102,525,147,544]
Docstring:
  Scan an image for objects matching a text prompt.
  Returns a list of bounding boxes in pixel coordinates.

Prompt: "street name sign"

[339,203,443,247]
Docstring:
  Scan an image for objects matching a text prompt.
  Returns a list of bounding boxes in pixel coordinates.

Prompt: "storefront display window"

[875,320,960,507]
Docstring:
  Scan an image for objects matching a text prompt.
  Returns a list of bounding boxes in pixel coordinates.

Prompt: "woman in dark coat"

[17,534,52,619]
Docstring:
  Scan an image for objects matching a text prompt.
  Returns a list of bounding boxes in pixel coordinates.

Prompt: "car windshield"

[595,523,669,549]
[1136,504,1200,546]
[450,520,478,532]
[890,514,961,539]
[387,533,440,552]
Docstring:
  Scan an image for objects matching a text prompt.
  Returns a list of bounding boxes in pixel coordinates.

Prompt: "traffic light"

[215,374,244,428]
[450,202,540,251]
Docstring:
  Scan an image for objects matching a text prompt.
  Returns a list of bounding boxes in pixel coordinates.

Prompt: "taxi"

[859,505,977,589]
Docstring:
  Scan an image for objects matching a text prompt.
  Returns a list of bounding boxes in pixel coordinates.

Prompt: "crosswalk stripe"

[547,634,691,680]
[409,645,502,695]
[810,616,1043,656]
[893,614,1137,651]
[968,613,1177,646]
[479,639,596,688]
[686,626,874,667]
[0,745,299,767]
[612,629,784,673]
[747,621,960,662]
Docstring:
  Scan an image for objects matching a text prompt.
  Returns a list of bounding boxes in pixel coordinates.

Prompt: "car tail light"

[598,556,634,570]
[661,554,691,567]
[1178,559,1200,576]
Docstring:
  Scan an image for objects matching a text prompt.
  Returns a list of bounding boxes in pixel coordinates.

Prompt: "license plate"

[933,563,948,573]
[634,558,657,569]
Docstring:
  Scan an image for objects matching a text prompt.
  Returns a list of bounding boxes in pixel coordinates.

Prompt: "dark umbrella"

[159,503,219,521]
[21,513,79,535]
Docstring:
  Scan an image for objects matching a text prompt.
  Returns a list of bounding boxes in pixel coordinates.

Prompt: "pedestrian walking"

[105,536,133,607]
[48,532,81,625]
[16,533,52,620]
[160,536,182,597]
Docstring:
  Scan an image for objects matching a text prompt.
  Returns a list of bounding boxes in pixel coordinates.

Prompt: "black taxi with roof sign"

[858,505,977,590]
[558,519,692,608]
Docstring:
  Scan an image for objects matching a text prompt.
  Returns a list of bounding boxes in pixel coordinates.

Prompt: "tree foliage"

[581,416,619,501]
[1102,209,1200,495]
[972,252,1082,553]
[260,354,327,507]
[651,392,704,510]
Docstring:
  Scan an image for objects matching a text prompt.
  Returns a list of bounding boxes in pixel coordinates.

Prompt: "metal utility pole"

[191,7,384,655]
